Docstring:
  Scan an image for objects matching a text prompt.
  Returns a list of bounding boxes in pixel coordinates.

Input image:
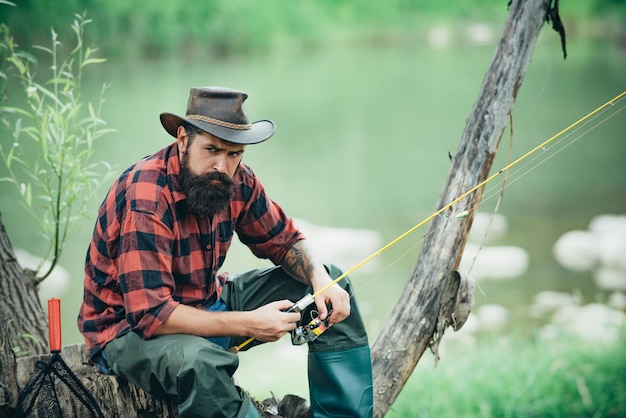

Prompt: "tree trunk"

[0,303,20,416]
[0,214,48,357]
[0,0,560,416]
[371,0,554,416]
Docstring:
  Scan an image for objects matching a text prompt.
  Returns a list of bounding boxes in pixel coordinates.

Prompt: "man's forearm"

[153,300,301,342]
[152,304,249,337]
[281,240,327,287]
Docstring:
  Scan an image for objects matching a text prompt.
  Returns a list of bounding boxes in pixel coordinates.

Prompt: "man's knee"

[175,339,239,380]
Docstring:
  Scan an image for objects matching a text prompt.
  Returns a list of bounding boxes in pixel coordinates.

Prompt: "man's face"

[177,127,244,217]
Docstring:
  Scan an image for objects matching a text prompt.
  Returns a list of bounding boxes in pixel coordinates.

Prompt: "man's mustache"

[194,171,232,186]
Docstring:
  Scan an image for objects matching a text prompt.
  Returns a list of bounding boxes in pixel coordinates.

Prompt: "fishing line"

[349,93,626,301]
[459,99,620,282]
[479,100,626,206]
[232,91,626,353]
[450,94,626,224]
[465,114,515,278]
[461,100,625,297]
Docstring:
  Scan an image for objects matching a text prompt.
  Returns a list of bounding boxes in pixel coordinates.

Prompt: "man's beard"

[179,156,235,217]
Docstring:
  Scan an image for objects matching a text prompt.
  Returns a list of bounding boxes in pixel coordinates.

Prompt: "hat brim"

[160,112,275,145]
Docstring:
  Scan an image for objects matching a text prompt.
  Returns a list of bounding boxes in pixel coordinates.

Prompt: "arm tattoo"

[281,241,320,285]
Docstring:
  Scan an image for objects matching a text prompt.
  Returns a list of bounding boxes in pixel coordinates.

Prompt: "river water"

[1,35,624,398]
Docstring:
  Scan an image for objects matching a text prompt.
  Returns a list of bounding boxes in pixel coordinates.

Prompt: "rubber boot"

[241,396,261,418]
[308,345,374,418]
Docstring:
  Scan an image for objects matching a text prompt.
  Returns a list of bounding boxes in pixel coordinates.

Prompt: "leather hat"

[160,86,275,144]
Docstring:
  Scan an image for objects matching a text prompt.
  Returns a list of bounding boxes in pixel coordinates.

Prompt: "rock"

[552,230,598,272]
[476,304,509,330]
[468,212,508,242]
[460,243,529,280]
[293,218,382,273]
[530,290,579,318]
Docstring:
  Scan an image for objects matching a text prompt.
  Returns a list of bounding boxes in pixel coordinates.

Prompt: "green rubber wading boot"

[242,396,261,418]
[308,345,374,418]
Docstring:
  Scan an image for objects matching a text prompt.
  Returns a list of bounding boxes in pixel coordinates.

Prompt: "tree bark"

[371,0,553,416]
[0,303,20,416]
[1,0,560,416]
[0,214,48,357]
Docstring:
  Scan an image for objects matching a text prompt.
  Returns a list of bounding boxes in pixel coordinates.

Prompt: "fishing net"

[13,298,105,418]
[13,353,105,418]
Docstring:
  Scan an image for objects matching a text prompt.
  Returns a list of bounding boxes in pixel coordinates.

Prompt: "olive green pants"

[103,265,369,417]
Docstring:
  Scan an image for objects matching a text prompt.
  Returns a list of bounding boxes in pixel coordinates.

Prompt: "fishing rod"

[230,90,626,353]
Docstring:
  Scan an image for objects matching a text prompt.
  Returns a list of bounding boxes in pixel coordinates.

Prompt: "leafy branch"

[0,13,115,283]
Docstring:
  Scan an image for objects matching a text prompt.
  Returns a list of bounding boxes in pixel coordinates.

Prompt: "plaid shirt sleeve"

[118,192,179,338]
[232,164,304,264]
[78,151,180,357]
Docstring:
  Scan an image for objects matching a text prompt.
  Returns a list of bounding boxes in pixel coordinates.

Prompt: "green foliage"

[1,0,622,59]
[390,331,626,417]
[593,0,626,24]
[0,13,114,281]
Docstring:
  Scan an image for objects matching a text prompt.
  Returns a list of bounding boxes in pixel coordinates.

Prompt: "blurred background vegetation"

[2,0,625,59]
[1,0,625,416]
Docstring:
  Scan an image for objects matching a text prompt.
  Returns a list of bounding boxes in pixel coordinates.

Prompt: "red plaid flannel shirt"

[78,142,304,357]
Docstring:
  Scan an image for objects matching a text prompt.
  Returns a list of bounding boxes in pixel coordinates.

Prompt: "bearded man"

[78,87,373,418]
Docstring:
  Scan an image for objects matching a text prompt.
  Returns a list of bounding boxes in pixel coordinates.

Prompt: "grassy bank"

[388,330,626,417]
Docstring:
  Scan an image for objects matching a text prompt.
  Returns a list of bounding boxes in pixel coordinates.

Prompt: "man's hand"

[312,276,350,326]
[247,300,301,342]
[282,240,352,326]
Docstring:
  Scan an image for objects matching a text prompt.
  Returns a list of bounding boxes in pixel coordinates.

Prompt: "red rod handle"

[48,298,62,353]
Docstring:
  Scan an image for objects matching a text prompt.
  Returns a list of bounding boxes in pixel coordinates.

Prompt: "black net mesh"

[14,353,104,418]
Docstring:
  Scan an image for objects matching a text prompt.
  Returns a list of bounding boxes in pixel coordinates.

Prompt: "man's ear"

[177,125,188,151]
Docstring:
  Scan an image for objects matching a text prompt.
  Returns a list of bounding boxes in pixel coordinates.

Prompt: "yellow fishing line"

[232,90,626,353]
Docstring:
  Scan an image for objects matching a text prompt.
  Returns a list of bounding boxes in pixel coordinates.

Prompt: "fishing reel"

[291,310,332,345]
